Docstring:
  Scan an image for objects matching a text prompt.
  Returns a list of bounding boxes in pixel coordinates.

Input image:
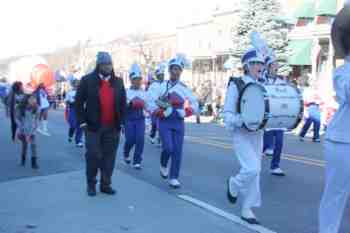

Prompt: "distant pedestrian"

[15,93,39,169]
[7,81,24,141]
[299,102,321,142]
[34,84,51,136]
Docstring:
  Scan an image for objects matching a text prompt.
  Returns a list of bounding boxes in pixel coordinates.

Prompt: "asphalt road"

[0,107,349,233]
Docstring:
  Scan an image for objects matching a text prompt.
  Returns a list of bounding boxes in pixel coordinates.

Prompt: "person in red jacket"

[75,51,126,197]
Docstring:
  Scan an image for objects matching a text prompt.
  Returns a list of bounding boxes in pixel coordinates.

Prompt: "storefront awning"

[316,0,337,16]
[294,0,315,18]
[287,39,313,66]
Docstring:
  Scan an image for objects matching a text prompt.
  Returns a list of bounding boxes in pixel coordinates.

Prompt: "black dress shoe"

[241,217,260,225]
[227,179,237,204]
[87,187,97,197]
[100,187,116,195]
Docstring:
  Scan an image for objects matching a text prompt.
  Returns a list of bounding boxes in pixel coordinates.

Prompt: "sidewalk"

[0,170,256,233]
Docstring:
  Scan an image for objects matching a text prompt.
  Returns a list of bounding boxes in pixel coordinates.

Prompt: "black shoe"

[241,217,260,225]
[87,186,97,197]
[21,154,26,166]
[31,157,39,169]
[124,157,131,165]
[227,179,237,204]
[68,137,72,143]
[100,187,116,195]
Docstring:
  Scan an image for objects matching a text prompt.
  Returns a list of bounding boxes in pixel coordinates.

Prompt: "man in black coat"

[75,52,126,196]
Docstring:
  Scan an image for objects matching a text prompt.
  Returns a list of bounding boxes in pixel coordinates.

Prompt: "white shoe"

[270,168,285,176]
[133,164,142,170]
[76,142,84,148]
[160,166,168,179]
[41,130,51,136]
[150,137,156,144]
[227,177,239,204]
[169,179,181,188]
[264,148,273,156]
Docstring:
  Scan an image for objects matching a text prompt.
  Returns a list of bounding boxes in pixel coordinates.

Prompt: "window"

[316,16,332,24]
[296,18,313,27]
[218,29,223,36]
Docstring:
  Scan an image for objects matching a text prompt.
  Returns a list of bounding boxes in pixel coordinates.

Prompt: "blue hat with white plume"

[129,63,142,79]
[155,62,166,76]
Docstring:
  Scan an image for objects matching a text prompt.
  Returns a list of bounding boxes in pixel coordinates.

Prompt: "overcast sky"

[0,0,288,59]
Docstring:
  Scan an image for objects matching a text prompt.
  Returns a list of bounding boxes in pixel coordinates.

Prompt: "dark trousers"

[299,117,320,140]
[85,126,120,188]
[19,135,37,158]
[263,130,284,169]
[150,115,157,138]
[69,127,83,144]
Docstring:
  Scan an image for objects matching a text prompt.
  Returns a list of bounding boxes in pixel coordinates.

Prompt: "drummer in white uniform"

[262,56,287,176]
[319,3,350,233]
[224,47,265,225]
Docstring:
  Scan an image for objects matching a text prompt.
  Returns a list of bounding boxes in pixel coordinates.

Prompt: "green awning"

[294,0,316,18]
[287,39,313,66]
[316,0,337,16]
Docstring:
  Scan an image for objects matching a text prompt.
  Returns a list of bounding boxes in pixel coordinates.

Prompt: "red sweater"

[99,80,115,126]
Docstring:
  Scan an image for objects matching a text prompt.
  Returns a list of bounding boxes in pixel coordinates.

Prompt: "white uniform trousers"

[319,140,350,233]
[231,129,263,209]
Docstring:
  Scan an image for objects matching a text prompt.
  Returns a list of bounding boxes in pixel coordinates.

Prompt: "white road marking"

[178,194,278,233]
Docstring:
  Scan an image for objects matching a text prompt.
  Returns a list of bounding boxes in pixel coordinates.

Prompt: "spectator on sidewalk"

[75,51,126,197]
[299,102,321,142]
[15,93,39,169]
[7,81,24,141]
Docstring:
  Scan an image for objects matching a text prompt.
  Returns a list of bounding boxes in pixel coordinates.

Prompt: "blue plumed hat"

[129,63,142,79]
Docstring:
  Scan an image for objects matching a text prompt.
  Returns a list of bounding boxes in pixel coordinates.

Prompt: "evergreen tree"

[231,0,291,75]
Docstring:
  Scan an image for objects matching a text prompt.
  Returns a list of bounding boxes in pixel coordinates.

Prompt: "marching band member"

[319,3,350,233]
[123,64,147,169]
[224,47,265,225]
[262,56,286,176]
[147,63,166,145]
[65,79,83,147]
[148,56,199,188]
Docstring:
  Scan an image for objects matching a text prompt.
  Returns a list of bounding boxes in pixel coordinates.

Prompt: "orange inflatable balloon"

[30,64,55,90]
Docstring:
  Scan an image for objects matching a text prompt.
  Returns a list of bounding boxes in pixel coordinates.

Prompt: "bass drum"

[238,83,303,131]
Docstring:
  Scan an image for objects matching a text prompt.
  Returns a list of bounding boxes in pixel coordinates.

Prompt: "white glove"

[233,114,243,128]
[164,107,173,118]
[176,109,186,118]
[224,113,243,131]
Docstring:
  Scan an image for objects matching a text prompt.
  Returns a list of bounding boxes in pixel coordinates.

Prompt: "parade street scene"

[0,0,349,233]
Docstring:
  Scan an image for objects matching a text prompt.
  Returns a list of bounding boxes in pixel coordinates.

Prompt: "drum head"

[239,83,266,131]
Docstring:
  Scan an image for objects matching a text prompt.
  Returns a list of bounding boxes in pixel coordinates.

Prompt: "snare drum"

[238,83,303,131]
